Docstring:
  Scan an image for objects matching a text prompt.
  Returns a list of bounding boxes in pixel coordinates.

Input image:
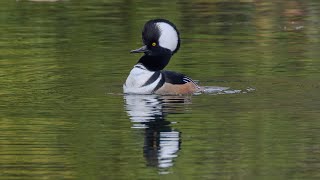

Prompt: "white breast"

[123,64,162,94]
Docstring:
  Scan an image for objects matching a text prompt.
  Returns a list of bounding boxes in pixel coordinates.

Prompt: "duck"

[123,19,200,95]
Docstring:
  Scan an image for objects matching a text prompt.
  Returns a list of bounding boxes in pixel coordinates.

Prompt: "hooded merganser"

[123,19,200,95]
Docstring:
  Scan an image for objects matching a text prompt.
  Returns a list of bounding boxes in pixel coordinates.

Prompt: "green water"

[1,0,320,179]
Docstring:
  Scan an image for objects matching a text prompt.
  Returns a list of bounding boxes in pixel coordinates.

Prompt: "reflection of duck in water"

[124,95,191,169]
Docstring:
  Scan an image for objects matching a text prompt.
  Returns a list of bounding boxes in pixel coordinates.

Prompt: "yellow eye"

[152,42,156,46]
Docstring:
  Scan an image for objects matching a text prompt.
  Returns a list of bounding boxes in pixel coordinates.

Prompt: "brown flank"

[155,82,199,95]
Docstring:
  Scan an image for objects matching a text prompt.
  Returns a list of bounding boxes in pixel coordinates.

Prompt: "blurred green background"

[1,0,320,179]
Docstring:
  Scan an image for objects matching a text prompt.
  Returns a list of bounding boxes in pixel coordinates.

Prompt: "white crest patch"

[156,22,178,52]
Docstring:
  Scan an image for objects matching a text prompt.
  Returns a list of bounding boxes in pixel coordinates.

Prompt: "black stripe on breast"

[134,64,146,70]
[153,74,165,92]
[142,71,161,87]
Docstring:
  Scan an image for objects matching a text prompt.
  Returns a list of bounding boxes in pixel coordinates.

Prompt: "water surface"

[1,0,320,179]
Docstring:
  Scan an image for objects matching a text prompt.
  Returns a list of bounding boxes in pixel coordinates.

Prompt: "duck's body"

[123,19,200,95]
[124,63,199,95]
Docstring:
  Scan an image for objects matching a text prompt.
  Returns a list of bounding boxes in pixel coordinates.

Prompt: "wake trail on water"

[197,86,255,95]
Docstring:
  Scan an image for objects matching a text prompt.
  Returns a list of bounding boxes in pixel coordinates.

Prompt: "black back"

[162,70,196,85]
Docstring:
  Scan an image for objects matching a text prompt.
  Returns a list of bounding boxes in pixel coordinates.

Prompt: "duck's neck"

[138,54,172,71]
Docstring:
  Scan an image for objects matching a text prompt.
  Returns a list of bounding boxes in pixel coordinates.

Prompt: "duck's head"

[131,19,180,71]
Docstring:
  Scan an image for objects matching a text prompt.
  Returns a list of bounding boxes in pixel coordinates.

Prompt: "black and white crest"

[142,19,180,54]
